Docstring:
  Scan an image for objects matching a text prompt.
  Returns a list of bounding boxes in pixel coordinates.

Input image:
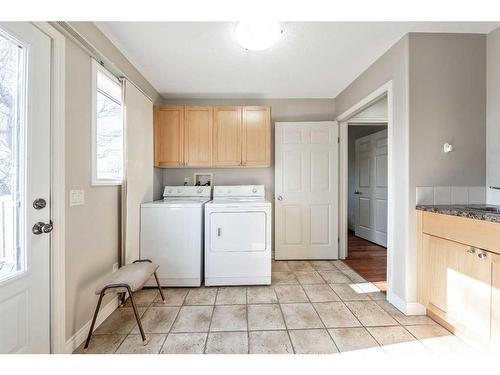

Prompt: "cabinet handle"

[217,228,222,237]
[467,248,476,255]
[477,252,487,260]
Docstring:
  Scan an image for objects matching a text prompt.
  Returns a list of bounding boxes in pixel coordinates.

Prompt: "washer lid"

[141,197,211,208]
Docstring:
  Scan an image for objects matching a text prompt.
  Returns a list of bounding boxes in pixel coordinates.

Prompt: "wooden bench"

[84,259,165,350]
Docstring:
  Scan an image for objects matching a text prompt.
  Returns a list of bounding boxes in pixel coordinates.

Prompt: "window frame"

[91,59,124,186]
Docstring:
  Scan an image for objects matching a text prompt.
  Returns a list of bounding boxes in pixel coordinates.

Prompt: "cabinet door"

[423,234,449,312]
[184,106,213,167]
[424,234,492,345]
[491,253,500,351]
[452,247,492,345]
[213,106,242,166]
[242,106,271,166]
[154,106,184,167]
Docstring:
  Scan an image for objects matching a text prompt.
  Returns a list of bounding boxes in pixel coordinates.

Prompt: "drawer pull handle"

[467,248,476,255]
[477,252,487,260]
[217,228,222,237]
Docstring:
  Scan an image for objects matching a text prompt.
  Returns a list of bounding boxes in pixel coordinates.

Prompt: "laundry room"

[3,5,500,366]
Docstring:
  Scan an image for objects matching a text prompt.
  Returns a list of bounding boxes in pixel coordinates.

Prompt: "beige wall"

[407,33,486,305]
[158,98,336,200]
[63,24,159,341]
[64,39,120,339]
[334,35,410,306]
[487,27,500,204]
[334,33,487,308]
[409,33,486,188]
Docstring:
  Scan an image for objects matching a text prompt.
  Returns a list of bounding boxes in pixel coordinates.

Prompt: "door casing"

[337,81,396,310]
[32,22,66,354]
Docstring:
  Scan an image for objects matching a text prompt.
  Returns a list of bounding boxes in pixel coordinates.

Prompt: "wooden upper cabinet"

[154,106,184,167]
[184,106,213,167]
[154,105,271,168]
[213,106,242,166]
[242,106,271,166]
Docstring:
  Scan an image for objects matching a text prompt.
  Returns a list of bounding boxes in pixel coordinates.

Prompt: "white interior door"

[354,129,387,247]
[0,23,51,353]
[275,122,338,260]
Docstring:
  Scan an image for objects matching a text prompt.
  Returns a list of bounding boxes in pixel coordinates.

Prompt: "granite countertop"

[416,204,500,223]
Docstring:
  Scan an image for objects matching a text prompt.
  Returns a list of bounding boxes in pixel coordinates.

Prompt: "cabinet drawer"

[422,211,500,254]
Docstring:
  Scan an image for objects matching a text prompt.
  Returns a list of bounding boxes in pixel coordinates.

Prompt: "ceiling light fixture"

[234,21,282,51]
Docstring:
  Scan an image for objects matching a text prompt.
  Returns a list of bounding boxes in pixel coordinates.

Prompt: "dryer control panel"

[213,185,265,198]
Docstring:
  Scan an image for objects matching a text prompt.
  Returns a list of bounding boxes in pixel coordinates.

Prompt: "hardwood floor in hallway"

[344,230,387,291]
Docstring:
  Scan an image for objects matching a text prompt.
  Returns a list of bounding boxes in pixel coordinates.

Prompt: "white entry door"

[275,122,338,259]
[0,23,52,353]
[354,129,388,247]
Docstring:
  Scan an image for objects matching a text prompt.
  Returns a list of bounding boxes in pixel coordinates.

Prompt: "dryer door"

[210,211,267,252]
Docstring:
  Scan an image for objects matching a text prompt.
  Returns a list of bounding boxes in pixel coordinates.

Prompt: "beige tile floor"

[75,260,475,355]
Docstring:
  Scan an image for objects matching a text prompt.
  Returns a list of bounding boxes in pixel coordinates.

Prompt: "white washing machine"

[204,185,271,286]
[140,186,211,287]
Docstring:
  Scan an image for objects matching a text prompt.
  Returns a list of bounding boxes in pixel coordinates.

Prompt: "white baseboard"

[64,296,119,354]
[406,302,426,316]
[387,292,426,316]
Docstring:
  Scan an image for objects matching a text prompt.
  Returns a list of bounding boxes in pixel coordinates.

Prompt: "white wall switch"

[69,189,85,206]
[112,262,119,273]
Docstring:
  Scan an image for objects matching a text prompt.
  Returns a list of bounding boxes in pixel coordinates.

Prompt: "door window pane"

[0,31,25,281]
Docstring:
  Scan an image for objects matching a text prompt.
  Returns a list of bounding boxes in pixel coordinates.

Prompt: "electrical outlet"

[112,262,119,273]
[184,177,190,185]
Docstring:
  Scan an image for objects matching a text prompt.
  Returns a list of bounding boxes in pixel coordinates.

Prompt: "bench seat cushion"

[95,262,159,294]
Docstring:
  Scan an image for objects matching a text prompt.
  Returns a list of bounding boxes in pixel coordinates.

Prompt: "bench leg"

[153,271,166,303]
[127,286,147,344]
[84,290,105,350]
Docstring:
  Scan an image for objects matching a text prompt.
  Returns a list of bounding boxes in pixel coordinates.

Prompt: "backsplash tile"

[416,186,486,205]
[433,186,451,205]
[451,186,469,205]
[468,186,486,205]
[416,187,434,205]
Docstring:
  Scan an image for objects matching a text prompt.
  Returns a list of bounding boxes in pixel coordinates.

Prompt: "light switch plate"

[69,189,85,206]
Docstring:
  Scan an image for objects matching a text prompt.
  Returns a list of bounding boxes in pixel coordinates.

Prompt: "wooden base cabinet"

[418,211,500,351]
[492,256,500,351]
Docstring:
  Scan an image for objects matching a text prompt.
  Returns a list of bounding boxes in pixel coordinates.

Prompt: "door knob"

[277,196,283,201]
[32,221,53,235]
[354,191,362,195]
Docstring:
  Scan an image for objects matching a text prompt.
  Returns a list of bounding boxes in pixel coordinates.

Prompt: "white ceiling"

[96,22,499,99]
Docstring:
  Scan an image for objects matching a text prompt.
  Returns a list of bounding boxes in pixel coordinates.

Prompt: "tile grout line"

[111,294,156,354]
[300,280,340,353]
[202,287,218,354]
[333,261,384,350]
[245,287,249,354]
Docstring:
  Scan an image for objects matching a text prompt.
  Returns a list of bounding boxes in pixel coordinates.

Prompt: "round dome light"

[234,21,282,51]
